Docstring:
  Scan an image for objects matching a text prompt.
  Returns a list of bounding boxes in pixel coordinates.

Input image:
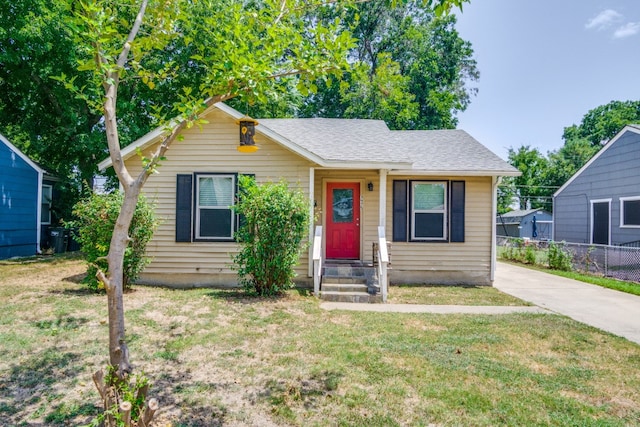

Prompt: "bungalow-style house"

[99,103,519,294]
[0,133,57,259]
[496,208,553,240]
[554,125,640,246]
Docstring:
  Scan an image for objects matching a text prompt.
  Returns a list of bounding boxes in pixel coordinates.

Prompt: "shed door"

[326,182,360,259]
[592,201,610,245]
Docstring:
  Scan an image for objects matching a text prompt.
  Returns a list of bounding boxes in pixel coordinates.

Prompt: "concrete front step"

[320,263,381,303]
[322,276,368,285]
[320,290,382,303]
[322,283,368,293]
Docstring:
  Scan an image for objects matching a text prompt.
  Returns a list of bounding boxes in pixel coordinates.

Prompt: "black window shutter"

[175,174,193,242]
[392,180,408,242]
[450,180,465,242]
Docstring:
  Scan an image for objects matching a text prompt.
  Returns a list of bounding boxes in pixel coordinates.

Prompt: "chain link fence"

[497,236,640,283]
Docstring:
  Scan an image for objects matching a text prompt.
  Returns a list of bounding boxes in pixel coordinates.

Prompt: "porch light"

[236,117,259,153]
[367,182,374,191]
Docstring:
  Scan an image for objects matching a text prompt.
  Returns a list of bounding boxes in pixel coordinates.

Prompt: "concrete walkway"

[320,262,640,345]
[321,302,548,314]
[494,262,640,345]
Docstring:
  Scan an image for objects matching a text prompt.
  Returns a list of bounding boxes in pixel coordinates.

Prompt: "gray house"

[554,125,640,246]
[497,208,553,239]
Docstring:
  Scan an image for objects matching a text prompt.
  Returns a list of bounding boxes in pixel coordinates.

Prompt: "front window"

[411,181,447,240]
[621,196,640,227]
[41,185,52,224]
[195,174,235,239]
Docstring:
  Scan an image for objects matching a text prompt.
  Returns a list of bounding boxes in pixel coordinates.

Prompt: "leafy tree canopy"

[298,0,478,129]
[562,100,640,146]
[503,145,550,211]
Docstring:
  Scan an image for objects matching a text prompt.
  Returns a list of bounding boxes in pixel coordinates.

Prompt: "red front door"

[326,182,360,259]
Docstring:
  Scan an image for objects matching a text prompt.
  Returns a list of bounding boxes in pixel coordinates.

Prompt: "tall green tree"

[563,100,640,146]
[504,145,550,211]
[1,0,210,212]
[0,1,102,218]
[58,0,356,387]
[299,0,478,129]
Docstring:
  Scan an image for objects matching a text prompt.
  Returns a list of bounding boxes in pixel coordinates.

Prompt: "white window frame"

[590,198,611,245]
[411,181,447,241]
[195,173,236,240]
[41,184,53,225]
[620,196,640,228]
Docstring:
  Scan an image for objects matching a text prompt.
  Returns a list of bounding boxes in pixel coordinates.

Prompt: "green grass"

[539,268,640,296]
[389,283,531,305]
[1,257,639,426]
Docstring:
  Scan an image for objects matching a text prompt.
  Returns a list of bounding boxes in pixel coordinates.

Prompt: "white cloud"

[614,22,640,38]
[585,9,623,30]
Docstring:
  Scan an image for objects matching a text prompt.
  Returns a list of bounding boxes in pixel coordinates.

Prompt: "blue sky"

[454,0,640,160]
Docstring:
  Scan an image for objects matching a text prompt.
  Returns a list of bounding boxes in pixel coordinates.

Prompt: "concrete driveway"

[494,262,640,345]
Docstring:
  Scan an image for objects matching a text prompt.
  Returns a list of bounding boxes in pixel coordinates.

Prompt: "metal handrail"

[312,226,323,297]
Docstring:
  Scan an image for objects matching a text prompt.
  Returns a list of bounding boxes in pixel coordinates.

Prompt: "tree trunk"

[105,186,141,380]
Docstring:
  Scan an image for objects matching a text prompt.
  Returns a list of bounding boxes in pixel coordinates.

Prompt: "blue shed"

[497,208,553,240]
[0,133,51,259]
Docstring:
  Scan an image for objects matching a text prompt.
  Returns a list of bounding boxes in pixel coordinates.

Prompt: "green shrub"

[232,176,310,296]
[501,238,525,262]
[524,244,537,265]
[548,241,573,271]
[68,192,158,291]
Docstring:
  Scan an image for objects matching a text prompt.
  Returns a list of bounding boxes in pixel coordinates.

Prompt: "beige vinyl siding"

[386,176,493,285]
[125,109,313,286]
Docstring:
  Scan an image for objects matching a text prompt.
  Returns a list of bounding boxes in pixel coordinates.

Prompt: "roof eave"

[98,100,242,171]
[0,133,46,175]
[98,102,333,170]
[98,123,174,171]
[388,169,521,177]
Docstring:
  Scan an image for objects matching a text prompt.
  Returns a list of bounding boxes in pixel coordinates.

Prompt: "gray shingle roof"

[258,118,518,174]
[500,209,548,219]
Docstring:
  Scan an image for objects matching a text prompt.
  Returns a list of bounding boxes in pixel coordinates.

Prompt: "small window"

[41,185,52,224]
[195,174,235,240]
[411,181,447,240]
[621,196,640,227]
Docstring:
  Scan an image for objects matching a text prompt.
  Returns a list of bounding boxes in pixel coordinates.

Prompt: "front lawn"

[1,256,639,426]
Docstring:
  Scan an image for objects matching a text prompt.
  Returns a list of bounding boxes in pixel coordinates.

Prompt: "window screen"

[196,174,235,239]
[412,182,447,240]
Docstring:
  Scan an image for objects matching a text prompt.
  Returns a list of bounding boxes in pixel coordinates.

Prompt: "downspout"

[490,176,503,282]
[308,167,315,277]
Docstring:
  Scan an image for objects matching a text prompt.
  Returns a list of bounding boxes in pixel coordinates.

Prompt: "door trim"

[590,198,611,245]
[323,179,364,260]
